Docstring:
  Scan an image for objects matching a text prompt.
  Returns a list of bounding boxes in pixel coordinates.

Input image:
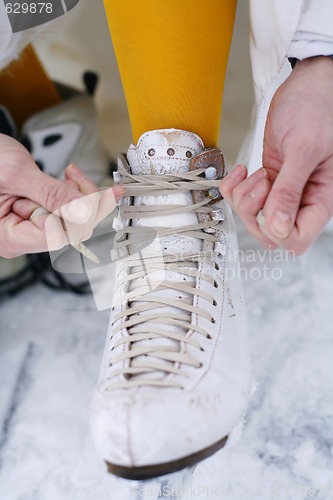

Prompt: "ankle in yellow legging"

[103,0,236,147]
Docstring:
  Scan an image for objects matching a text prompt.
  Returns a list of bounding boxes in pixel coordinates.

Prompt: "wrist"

[290,56,333,83]
[290,55,333,69]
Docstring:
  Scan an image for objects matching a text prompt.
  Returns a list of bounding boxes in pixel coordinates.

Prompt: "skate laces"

[107,162,224,389]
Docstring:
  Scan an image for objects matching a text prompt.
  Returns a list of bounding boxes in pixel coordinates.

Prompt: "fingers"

[261,141,318,241]
[0,150,126,257]
[260,175,333,254]
[220,164,248,201]
[258,205,329,256]
[0,195,19,218]
[11,198,40,220]
[54,185,124,246]
[62,163,124,229]
[64,163,125,204]
[0,212,57,258]
[94,186,125,226]
[236,177,271,226]
[64,179,79,191]
[42,182,124,251]
[64,163,98,196]
[232,167,268,210]
[220,166,277,248]
[293,203,331,253]
[2,179,125,258]
[26,165,104,247]
[11,164,100,220]
[33,173,82,212]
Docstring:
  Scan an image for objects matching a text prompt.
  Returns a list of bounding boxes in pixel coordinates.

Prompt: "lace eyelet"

[211,317,216,324]
[214,280,219,288]
[186,150,192,158]
[207,334,212,340]
[167,148,175,156]
[213,299,218,306]
[148,148,155,157]
[215,263,220,271]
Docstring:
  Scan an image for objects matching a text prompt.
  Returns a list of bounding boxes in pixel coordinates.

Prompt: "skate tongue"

[127,129,204,176]
[124,129,205,383]
[129,155,189,176]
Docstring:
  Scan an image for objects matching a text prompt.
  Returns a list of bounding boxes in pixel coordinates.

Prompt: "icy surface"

[0,225,332,500]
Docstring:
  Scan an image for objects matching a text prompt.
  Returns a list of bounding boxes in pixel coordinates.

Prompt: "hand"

[220,56,333,254]
[0,134,123,258]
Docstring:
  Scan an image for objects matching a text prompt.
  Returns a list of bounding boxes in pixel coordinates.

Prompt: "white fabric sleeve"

[288,0,333,59]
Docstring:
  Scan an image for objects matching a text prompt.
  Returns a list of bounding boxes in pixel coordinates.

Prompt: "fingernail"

[271,211,291,238]
[113,186,126,200]
[248,168,267,186]
[68,163,85,180]
[257,210,266,227]
[254,167,267,179]
[230,164,246,178]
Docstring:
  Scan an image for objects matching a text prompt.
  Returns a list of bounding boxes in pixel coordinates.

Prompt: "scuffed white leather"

[90,129,252,467]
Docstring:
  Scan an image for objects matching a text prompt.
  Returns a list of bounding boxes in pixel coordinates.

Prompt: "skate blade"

[105,434,228,480]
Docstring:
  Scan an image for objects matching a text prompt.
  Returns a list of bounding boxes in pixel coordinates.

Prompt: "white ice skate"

[90,129,252,479]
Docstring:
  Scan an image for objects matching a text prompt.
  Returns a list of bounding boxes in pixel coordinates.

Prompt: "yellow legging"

[0,1,236,146]
[104,0,236,147]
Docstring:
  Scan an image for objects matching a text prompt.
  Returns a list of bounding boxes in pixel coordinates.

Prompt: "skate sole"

[106,434,228,480]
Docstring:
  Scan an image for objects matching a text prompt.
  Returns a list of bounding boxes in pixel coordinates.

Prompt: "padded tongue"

[126,128,205,256]
[127,129,204,175]
[124,129,204,382]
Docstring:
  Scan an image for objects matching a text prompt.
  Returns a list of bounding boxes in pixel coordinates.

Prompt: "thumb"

[262,154,315,240]
[30,169,82,213]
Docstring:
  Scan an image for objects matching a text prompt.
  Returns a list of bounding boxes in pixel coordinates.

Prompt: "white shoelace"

[107,163,224,389]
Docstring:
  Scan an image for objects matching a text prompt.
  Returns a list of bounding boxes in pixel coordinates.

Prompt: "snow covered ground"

[0,223,332,500]
[1,2,332,498]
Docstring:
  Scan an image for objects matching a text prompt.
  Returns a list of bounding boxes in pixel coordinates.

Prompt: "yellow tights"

[103,0,236,147]
[0,1,236,146]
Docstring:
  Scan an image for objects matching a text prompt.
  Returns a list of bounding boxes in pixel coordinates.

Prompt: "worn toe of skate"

[105,434,228,480]
[90,129,253,479]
